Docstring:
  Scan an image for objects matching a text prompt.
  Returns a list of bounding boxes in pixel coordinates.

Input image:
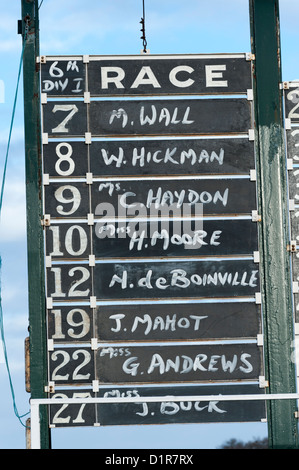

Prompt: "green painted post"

[249,0,299,449]
[21,0,51,449]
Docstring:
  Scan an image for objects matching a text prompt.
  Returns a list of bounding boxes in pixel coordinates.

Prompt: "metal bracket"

[285,118,292,130]
[85,132,92,144]
[84,92,90,104]
[43,174,49,186]
[250,169,256,181]
[253,251,260,263]
[255,292,262,305]
[289,199,295,211]
[257,334,264,346]
[252,210,261,222]
[41,214,51,227]
[42,133,48,145]
[86,173,93,184]
[246,52,255,61]
[87,213,94,226]
[45,381,55,393]
[92,380,99,392]
[90,296,97,308]
[248,129,255,141]
[247,89,254,101]
[287,241,297,252]
[287,158,293,170]
[91,338,98,350]
[259,376,269,388]
[41,93,47,104]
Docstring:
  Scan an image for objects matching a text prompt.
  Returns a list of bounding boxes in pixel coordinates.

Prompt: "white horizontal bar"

[42,53,249,62]
[30,393,299,449]
[31,392,299,406]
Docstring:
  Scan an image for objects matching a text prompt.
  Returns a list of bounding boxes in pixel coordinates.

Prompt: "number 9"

[55,185,81,215]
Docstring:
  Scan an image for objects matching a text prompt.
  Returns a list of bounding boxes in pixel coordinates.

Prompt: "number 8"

[55,142,75,176]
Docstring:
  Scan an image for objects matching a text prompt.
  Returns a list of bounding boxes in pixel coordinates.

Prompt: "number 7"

[51,104,78,133]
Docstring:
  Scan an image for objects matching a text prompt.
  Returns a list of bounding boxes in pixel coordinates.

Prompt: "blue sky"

[0,0,299,450]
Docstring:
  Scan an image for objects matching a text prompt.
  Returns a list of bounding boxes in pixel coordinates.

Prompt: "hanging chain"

[140,0,148,53]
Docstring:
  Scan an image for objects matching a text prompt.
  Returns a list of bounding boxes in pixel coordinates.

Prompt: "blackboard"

[42,98,252,138]
[41,54,252,97]
[47,306,93,343]
[49,347,95,385]
[41,58,86,97]
[287,167,299,201]
[87,56,251,96]
[96,384,265,426]
[285,86,299,123]
[42,138,254,178]
[44,178,256,219]
[93,218,258,258]
[44,182,89,219]
[96,342,262,384]
[46,259,259,301]
[91,178,256,217]
[46,218,257,259]
[88,99,252,137]
[95,302,261,342]
[47,342,263,386]
[89,137,255,177]
[93,259,259,301]
[48,384,265,427]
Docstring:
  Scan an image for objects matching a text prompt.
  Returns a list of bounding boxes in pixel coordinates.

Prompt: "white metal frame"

[30,393,299,449]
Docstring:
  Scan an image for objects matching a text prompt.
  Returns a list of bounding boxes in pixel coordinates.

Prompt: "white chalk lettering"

[108,268,259,291]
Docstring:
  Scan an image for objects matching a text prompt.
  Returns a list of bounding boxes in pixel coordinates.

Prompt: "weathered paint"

[21,0,51,449]
[250,0,299,449]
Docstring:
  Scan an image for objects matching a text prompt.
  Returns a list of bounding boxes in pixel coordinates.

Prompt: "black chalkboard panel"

[89,99,251,137]
[47,305,94,342]
[44,182,89,219]
[42,101,87,137]
[97,384,265,426]
[96,302,261,342]
[89,138,254,177]
[91,178,256,217]
[43,141,88,178]
[49,389,96,427]
[288,166,299,200]
[49,347,94,385]
[87,56,252,96]
[48,384,265,427]
[47,264,92,301]
[285,86,299,123]
[42,137,254,178]
[93,218,258,258]
[42,98,251,138]
[41,58,86,97]
[45,223,91,259]
[93,259,259,301]
[96,342,262,384]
